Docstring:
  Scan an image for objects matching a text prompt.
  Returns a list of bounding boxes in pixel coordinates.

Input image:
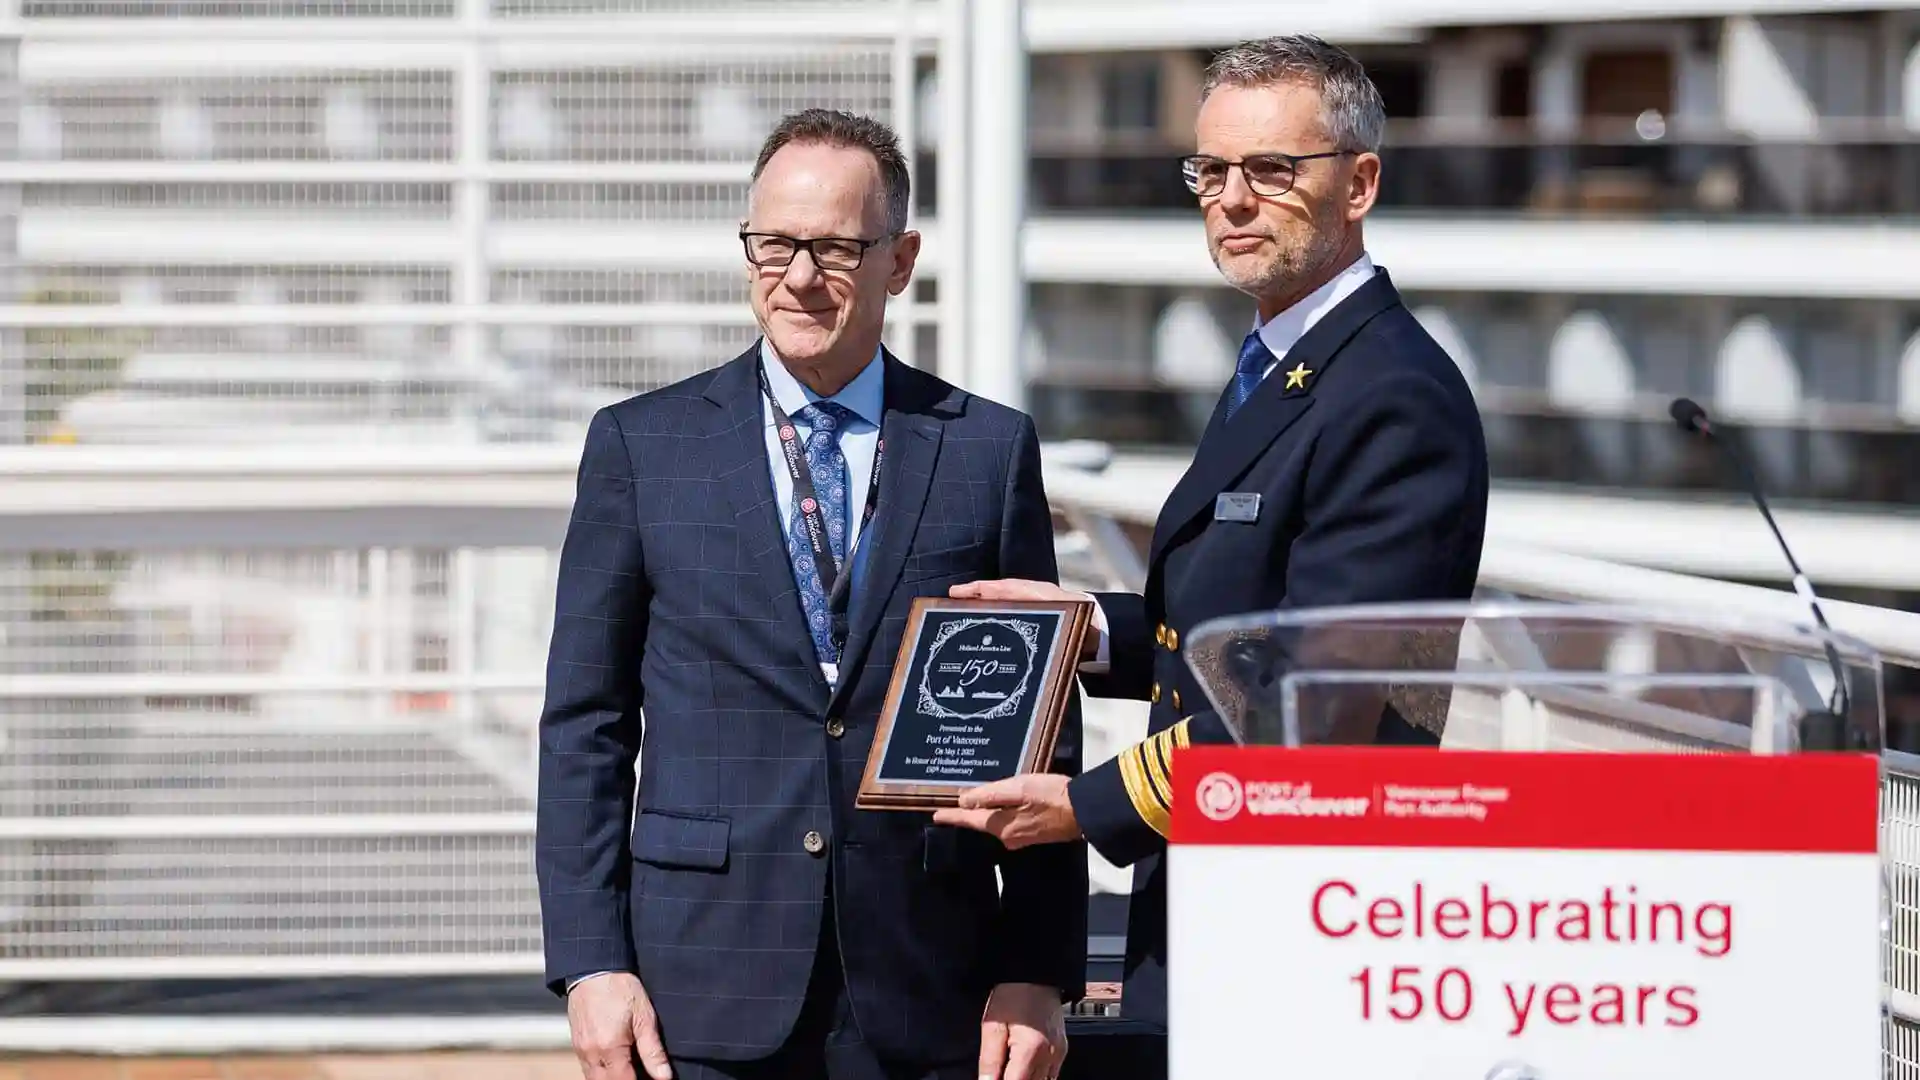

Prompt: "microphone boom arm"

[1668,397,1857,745]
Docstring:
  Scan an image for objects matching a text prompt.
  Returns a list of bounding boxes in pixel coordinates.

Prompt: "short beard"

[1212,205,1348,306]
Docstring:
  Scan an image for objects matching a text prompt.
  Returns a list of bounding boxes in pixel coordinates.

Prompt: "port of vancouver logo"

[1195,772,1244,821]
[1194,774,1372,821]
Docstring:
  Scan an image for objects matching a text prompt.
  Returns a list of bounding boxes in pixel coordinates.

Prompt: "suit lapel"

[704,345,830,692]
[829,354,943,711]
[1150,270,1406,565]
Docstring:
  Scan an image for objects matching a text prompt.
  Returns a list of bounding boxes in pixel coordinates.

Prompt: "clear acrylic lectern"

[1178,600,1884,756]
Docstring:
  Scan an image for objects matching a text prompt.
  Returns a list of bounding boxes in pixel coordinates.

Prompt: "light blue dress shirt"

[758,339,885,567]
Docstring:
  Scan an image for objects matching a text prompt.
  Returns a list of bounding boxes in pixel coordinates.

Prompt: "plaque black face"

[877,608,1058,786]
[857,596,1092,810]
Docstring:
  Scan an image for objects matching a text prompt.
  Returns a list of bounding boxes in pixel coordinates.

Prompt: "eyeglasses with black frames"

[740,232,894,272]
[1179,151,1356,198]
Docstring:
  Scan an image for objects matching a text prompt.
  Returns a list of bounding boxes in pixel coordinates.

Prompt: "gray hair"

[751,107,912,235]
[1201,34,1386,154]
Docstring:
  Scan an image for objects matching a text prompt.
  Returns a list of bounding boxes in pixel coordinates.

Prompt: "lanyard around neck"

[759,362,884,617]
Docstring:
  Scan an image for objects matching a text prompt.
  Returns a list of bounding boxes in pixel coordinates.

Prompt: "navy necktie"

[785,401,854,665]
[1225,330,1275,420]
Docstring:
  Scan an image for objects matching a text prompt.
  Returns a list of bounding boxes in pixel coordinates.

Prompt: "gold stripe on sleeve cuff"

[1118,744,1172,838]
[1140,716,1196,805]
[1142,728,1175,808]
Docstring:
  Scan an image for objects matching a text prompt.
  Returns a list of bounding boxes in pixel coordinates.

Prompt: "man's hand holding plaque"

[884,580,1095,845]
[854,582,1094,811]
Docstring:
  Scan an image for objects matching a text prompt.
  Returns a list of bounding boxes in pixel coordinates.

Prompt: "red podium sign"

[1167,747,1882,1079]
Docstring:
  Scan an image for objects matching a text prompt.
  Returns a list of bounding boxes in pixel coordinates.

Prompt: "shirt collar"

[1254,252,1377,361]
[758,340,885,428]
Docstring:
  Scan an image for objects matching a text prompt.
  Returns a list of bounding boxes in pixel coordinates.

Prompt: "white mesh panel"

[2,43,22,446]
[0,544,549,969]
[1891,770,1920,1078]
[22,182,454,213]
[489,267,738,304]
[0,835,541,966]
[27,74,456,161]
[2,2,915,980]
[491,53,894,163]
[490,0,885,14]
[22,1,455,15]
[14,317,466,445]
[5,33,910,450]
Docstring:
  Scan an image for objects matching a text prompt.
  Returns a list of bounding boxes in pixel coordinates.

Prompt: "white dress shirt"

[1250,252,1377,379]
[1078,253,1378,674]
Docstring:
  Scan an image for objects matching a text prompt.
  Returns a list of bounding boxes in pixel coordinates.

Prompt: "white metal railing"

[1042,462,1920,662]
[1477,541,1920,670]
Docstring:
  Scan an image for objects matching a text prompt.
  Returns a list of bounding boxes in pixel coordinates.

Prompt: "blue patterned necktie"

[1225,329,1276,420]
[786,400,855,665]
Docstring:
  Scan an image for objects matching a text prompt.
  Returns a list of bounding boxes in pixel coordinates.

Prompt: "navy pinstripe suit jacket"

[535,344,1088,1065]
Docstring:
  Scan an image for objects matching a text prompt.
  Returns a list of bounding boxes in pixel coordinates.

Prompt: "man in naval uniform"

[933,33,1490,1041]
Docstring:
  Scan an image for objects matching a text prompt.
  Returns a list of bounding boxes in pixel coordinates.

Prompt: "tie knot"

[1237,330,1274,377]
[797,400,855,436]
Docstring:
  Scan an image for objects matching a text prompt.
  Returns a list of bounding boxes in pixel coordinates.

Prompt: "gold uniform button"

[1166,628,1179,650]
[1154,625,1165,646]
[1151,683,1161,704]
[803,830,826,855]
[1172,689,1182,711]
[825,717,845,738]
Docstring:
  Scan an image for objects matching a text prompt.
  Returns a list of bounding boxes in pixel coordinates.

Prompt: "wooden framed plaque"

[856,595,1094,811]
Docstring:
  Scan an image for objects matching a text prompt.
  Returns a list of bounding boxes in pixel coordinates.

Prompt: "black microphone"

[1669,397,1865,751]
[1668,396,1707,435]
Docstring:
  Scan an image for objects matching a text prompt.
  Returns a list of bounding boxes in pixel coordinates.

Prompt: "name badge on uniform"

[1214,492,1261,523]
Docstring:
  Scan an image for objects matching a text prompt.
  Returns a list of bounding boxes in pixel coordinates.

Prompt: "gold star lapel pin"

[1284,362,1313,391]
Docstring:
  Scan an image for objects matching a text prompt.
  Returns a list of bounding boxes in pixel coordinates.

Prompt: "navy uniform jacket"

[535,346,1087,1064]
[1066,269,1489,1030]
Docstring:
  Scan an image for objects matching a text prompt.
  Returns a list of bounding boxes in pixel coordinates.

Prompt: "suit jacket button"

[803,830,826,855]
[826,718,845,738]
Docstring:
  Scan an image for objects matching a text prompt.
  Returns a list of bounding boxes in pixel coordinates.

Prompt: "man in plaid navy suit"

[536,109,1086,1080]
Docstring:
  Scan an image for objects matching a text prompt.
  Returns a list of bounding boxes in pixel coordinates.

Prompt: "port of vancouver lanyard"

[759,363,884,652]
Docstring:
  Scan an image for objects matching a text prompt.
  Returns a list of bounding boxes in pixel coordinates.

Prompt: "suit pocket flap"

[631,810,730,870]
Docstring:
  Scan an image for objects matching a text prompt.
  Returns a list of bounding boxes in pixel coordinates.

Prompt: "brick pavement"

[0,1053,584,1080]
